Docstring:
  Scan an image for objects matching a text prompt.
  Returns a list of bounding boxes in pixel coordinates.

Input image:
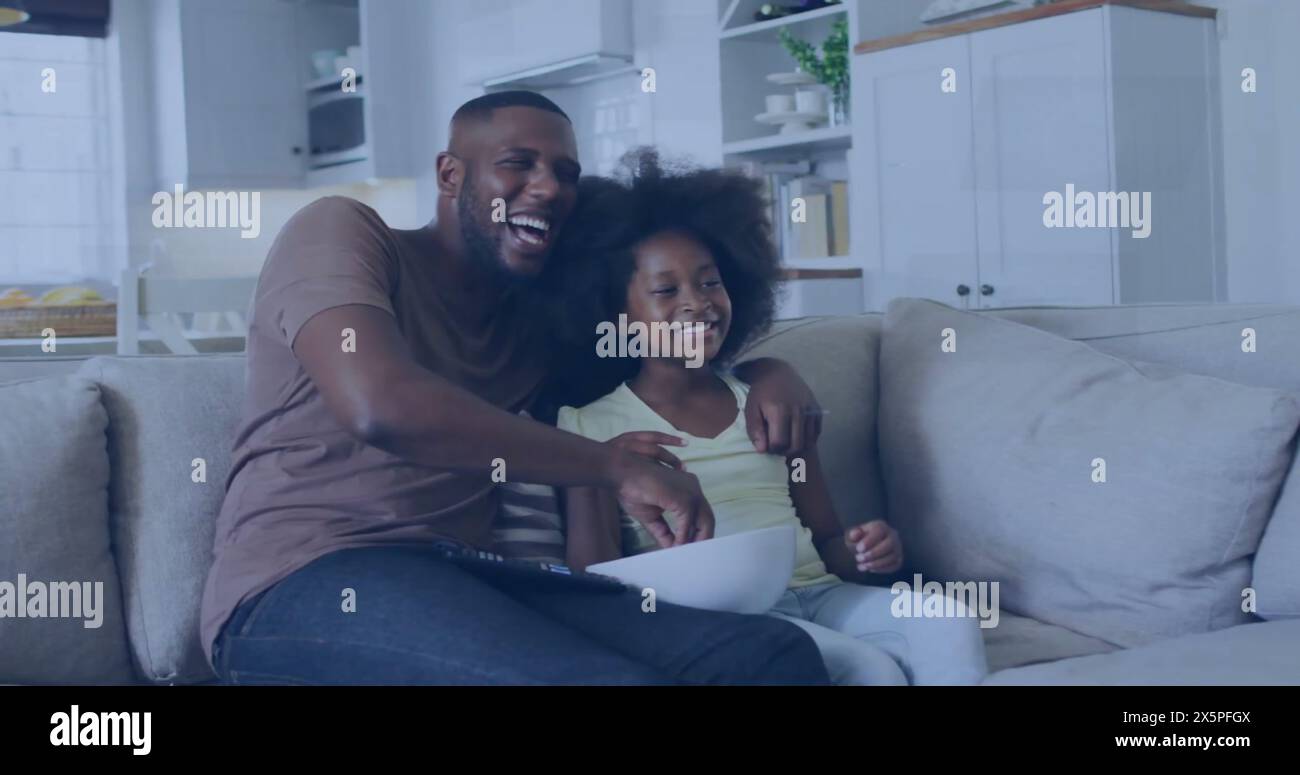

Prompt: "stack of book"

[739,162,849,261]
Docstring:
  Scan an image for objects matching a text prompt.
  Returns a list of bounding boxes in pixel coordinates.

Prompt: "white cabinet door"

[969,9,1114,307]
[854,36,980,310]
[181,0,305,188]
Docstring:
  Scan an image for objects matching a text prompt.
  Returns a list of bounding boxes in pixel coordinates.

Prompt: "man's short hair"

[452,91,570,126]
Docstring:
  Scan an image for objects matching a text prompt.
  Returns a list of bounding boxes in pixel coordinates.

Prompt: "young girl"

[545,150,988,686]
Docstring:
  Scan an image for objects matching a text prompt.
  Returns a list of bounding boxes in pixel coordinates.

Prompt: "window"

[0,31,121,284]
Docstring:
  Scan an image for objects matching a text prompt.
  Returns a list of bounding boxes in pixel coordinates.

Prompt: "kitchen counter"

[855,0,1215,55]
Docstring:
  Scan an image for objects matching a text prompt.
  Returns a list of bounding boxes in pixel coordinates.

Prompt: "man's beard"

[456,173,510,282]
[455,173,551,310]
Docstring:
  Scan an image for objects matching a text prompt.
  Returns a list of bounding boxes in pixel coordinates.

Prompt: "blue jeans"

[770,581,989,686]
[212,546,830,685]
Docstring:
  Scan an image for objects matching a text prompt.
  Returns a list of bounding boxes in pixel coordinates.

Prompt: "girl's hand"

[604,431,687,470]
[846,520,903,574]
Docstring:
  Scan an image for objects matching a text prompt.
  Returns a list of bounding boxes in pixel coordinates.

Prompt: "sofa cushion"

[0,376,136,683]
[984,618,1300,685]
[77,355,245,683]
[879,299,1300,647]
[981,613,1118,674]
[988,305,1300,621]
[741,316,886,528]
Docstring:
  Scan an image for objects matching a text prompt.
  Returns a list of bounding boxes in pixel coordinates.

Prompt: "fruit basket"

[0,302,117,339]
[0,287,116,339]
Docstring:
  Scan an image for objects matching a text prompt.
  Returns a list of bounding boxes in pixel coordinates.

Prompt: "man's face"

[455,106,580,279]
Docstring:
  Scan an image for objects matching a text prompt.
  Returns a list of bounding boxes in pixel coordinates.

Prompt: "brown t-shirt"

[199,196,548,664]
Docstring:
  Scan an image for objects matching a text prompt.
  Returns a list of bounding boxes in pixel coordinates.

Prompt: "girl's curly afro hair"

[540,148,781,410]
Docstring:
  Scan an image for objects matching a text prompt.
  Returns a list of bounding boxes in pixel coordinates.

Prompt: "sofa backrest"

[0,355,88,383]
[985,303,1300,391]
[743,316,887,529]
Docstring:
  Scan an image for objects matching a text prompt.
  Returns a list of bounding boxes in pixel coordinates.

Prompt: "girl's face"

[624,230,732,365]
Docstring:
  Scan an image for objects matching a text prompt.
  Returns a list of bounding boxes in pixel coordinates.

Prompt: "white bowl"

[588,524,796,614]
[765,93,796,113]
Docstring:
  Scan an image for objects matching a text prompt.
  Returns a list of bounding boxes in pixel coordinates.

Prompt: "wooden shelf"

[779,267,861,280]
[723,125,850,160]
[721,4,847,42]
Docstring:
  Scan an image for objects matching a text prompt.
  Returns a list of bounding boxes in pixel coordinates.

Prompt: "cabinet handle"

[292,146,303,155]
[956,284,970,297]
[980,284,994,296]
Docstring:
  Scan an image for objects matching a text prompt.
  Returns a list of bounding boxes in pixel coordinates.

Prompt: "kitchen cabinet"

[852,3,1225,309]
[149,0,422,190]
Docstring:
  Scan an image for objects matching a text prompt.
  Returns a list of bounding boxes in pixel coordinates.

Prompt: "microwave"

[307,84,367,169]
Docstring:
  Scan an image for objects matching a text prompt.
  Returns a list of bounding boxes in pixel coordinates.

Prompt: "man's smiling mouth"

[507,213,552,248]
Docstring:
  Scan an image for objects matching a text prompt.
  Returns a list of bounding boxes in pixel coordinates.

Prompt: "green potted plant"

[779,18,850,126]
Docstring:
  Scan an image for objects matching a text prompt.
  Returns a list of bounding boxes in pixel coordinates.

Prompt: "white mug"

[765,93,795,113]
[795,88,826,115]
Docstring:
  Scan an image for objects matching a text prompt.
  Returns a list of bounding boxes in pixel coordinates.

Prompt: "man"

[200,91,829,685]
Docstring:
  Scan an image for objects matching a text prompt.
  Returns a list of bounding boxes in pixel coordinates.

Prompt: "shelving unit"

[717,1,864,316]
[720,2,848,40]
[719,2,856,149]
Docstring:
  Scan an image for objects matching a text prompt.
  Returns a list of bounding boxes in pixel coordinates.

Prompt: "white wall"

[634,0,722,165]
[414,0,725,217]
[412,1,482,223]
[125,180,421,278]
[1197,0,1300,303]
[1277,1,1300,305]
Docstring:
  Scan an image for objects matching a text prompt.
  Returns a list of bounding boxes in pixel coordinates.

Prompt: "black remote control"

[429,541,630,594]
